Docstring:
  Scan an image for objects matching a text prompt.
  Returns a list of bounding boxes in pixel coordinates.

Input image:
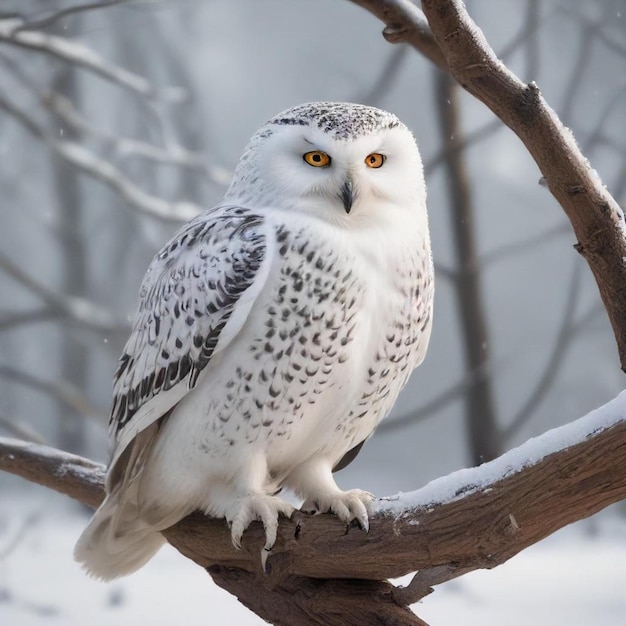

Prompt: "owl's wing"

[107,207,272,476]
[332,439,367,473]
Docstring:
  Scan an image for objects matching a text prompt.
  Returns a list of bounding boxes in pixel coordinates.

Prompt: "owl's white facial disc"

[224,102,426,225]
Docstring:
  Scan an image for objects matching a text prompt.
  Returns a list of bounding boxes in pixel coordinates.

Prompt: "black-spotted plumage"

[110,210,266,435]
[75,102,434,580]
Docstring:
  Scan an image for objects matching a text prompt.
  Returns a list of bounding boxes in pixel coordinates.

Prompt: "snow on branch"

[0,50,231,187]
[0,16,184,102]
[1,393,624,623]
[0,94,201,222]
[377,391,626,516]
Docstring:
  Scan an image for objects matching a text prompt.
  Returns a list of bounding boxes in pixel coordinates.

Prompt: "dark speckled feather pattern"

[109,207,266,435]
[75,101,434,581]
[268,102,402,141]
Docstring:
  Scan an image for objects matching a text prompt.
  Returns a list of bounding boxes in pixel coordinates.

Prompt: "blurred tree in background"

[0,0,624,489]
[0,1,625,623]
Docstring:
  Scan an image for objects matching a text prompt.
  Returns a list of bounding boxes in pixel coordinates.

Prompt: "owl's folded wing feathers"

[107,207,272,484]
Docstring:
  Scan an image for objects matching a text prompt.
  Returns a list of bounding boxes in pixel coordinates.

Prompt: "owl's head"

[225,102,426,226]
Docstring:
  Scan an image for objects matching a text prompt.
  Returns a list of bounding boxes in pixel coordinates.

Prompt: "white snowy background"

[1,0,625,624]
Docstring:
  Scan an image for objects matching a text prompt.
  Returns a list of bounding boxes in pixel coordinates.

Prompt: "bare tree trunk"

[435,70,501,463]
[51,20,88,453]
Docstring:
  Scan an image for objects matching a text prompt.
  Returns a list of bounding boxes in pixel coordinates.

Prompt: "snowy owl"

[75,102,434,580]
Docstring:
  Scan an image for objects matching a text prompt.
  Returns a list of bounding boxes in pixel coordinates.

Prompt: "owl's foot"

[225,494,295,554]
[301,489,374,532]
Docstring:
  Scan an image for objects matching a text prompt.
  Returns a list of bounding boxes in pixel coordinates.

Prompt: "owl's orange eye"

[365,153,386,168]
[303,151,331,167]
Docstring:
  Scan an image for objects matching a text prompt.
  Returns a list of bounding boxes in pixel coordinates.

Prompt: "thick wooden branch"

[1,393,625,623]
[350,0,626,372]
[421,0,626,370]
[347,0,446,68]
[208,567,428,626]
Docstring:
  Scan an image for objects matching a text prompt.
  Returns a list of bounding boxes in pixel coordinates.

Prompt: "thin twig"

[558,5,626,57]
[0,249,129,336]
[0,93,201,222]
[581,84,626,155]
[14,0,130,33]
[0,365,103,420]
[356,45,410,107]
[378,359,498,434]
[0,51,230,185]
[392,564,474,605]
[0,308,60,332]
[480,222,569,267]
[0,16,184,101]
[0,415,47,445]
[423,118,502,176]
[0,510,42,560]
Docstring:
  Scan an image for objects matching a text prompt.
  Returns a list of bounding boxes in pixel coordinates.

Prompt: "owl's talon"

[260,547,269,573]
[358,512,370,533]
[224,494,294,556]
[298,489,374,531]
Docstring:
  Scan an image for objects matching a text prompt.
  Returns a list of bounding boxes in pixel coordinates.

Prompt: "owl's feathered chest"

[191,220,433,468]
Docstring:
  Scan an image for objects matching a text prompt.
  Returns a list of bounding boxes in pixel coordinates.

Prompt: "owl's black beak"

[340,179,355,214]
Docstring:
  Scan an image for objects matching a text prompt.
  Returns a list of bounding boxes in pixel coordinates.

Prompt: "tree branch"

[419,0,626,371]
[346,0,446,68]
[208,568,429,626]
[0,94,200,222]
[0,415,47,444]
[349,0,626,373]
[0,249,130,336]
[0,16,183,101]
[13,0,130,33]
[0,50,231,186]
[435,69,500,463]
[0,364,103,420]
[1,392,624,622]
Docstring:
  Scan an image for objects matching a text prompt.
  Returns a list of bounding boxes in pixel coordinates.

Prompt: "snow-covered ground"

[1,497,624,626]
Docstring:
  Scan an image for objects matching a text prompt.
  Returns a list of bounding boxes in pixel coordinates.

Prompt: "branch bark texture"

[422,0,626,371]
[351,0,626,372]
[1,399,624,623]
[347,0,445,68]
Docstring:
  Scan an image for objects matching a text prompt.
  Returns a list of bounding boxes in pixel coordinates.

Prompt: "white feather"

[75,102,434,579]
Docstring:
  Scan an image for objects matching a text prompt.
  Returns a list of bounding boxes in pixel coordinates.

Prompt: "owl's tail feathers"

[74,491,167,581]
[75,419,191,580]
